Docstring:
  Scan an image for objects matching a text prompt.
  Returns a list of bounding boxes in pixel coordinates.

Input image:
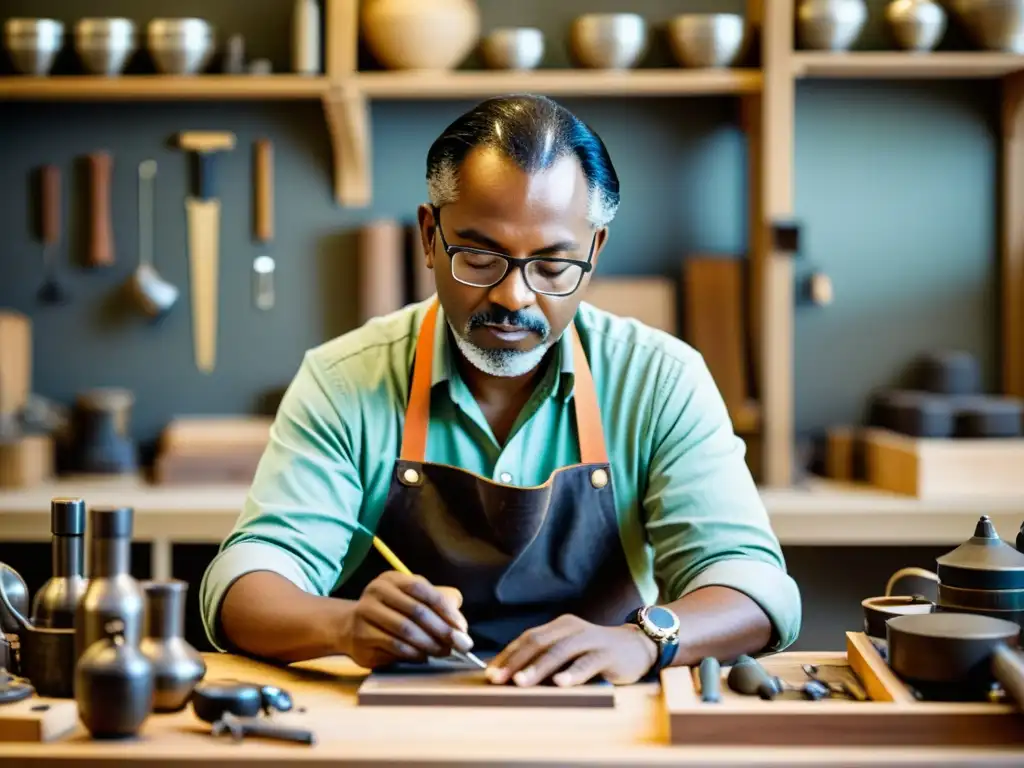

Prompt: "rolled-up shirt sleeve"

[199,351,364,652]
[642,352,802,652]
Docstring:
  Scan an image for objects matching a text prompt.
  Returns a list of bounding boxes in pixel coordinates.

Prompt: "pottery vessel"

[140,580,206,712]
[886,0,948,50]
[362,0,480,70]
[76,618,154,739]
[797,0,869,51]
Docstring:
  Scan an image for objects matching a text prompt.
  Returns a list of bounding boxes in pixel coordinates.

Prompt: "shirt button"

[499,472,513,484]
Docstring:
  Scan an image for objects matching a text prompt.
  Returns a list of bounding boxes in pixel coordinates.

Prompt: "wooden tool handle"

[88,151,114,267]
[254,139,274,243]
[40,165,60,245]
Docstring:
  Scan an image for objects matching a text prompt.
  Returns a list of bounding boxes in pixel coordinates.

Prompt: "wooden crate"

[863,427,1024,498]
[662,632,1024,747]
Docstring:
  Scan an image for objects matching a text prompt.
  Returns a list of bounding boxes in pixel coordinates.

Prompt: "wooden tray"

[0,696,78,742]
[662,632,1024,747]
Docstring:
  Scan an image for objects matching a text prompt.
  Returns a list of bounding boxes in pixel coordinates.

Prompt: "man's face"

[418,146,608,378]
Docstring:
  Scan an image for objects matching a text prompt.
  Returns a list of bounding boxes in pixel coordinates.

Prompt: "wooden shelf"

[356,69,763,99]
[0,74,329,99]
[792,51,1024,79]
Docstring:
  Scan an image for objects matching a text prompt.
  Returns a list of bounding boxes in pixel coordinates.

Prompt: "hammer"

[175,131,235,374]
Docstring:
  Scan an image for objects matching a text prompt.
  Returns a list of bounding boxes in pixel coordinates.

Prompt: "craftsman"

[200,94,802,688]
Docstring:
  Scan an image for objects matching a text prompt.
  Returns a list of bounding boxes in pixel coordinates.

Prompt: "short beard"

[448,307,556,378]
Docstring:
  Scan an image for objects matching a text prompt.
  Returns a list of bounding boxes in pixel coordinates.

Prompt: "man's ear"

[591,226,609,269]
[417,204,436,269]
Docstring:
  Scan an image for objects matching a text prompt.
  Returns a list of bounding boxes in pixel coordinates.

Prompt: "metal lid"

[89,506,134,539]
[50,497,85,536]
[936,515,1024,590]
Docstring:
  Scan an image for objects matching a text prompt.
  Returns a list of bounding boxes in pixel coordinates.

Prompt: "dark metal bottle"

[75,618,154,739]
[75,507,145,664]
[139,580,206,712]
[31,498,88,629]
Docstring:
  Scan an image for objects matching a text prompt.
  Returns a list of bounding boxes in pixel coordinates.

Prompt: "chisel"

[176,131,236,374]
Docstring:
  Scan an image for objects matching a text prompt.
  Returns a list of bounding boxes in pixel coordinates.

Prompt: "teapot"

[0,561,76,698]
[886,515,1024,629]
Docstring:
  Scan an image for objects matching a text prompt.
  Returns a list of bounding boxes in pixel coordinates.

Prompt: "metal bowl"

[796,0,868,51]
[480,28,544,70]
[886,0,948,52]
[147,18,214,75]
[950,0,1024,52]
[569,13,647,70]
[74,18,136,76]
[3,18,64,75]
[667,14,748,68]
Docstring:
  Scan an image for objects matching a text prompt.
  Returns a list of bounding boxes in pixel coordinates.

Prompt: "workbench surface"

[4,652,1023,767]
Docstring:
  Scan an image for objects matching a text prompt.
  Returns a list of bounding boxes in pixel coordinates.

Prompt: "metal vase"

[75,618,154,739]
[140,580,206,712]
[797,0,869,51]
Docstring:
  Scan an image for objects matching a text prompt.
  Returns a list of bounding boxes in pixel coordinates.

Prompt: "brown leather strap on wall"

[400,300,609,466]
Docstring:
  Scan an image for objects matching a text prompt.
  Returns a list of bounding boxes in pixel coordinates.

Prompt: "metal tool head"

[211,711,245,742]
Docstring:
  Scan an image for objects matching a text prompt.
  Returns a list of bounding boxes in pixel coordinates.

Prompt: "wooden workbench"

[3,652,1024,767]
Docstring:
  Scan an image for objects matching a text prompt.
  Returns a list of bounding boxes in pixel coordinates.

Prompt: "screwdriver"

[369,533,487,670]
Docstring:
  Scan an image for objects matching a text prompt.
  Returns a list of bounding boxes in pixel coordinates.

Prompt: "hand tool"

[211,711,315,745]
[252,138,275,311]
[369,533,487,670]
[86,151,114,268]
[36,164,69,305]
[175,131,236,374]
[698,657,721,703]
[726,655,783,700]
[127,160,179,318]
[191,679,293,723]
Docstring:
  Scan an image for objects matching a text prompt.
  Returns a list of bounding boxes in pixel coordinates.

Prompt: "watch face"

[643,606,679,635]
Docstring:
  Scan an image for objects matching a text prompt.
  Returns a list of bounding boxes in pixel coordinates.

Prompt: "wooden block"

[663,639,1024,747]
[0,310,31,419]
[0,434,54,489]
[583,277,677,335]
[0,697,77,742]
[825,426,854,481]
[682,255,750,415]
[357,658,614,709]
[864,427,1024,498]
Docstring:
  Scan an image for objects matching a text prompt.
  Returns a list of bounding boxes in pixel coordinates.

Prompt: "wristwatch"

[626,605,681,679]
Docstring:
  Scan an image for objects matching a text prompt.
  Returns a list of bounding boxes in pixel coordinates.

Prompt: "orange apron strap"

[400,301,609,466]
[570,324,609,465]
[399,301,439,462]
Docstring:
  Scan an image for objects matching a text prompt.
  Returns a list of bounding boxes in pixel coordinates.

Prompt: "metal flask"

[140,579,207,712]
[31,498,89,630]
[75,618,154,739]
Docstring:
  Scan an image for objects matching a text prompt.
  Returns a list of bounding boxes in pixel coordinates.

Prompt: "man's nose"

[487,264,535,312]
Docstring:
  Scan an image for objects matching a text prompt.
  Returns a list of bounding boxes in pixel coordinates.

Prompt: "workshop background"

[0,0,1013,654]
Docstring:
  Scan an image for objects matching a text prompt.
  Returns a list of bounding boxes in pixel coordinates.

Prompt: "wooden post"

[760,0,796,487]
[1002,72,1024,398]
[325,0,359,78]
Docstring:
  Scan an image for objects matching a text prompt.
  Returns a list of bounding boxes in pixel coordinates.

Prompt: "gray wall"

[0,0,1002,652]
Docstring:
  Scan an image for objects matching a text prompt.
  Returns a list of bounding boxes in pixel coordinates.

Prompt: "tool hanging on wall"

[127,160,179,318]
[176,131,236,374]
[37,164,68,305]
[86,150,115,268]
[252,138,275,311]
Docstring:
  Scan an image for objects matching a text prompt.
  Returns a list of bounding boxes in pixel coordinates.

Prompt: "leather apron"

[334,300,645,652]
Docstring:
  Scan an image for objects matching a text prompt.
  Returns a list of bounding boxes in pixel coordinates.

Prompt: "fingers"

[360,599,450,657]
[395,575,469,633]
[552,651,608,687]
[487,615,588,685]
[437,585,464,610]
[378,584,473,653]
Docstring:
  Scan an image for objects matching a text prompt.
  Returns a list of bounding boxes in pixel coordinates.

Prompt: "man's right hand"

[342,571,475,669]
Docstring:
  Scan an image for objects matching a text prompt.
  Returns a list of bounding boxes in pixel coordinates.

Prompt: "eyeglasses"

[432,206,595,297]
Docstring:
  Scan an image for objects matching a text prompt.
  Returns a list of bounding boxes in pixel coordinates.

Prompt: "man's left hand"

[485,614,658,687]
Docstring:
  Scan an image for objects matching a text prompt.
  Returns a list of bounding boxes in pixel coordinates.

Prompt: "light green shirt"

[200,299,802,652]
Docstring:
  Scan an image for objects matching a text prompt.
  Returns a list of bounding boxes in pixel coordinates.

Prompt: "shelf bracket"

[1001,71,1024,398]
[322,83,371,207]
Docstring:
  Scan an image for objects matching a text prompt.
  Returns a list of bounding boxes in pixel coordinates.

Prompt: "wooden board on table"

[662,633,1024,747]
[0,696,77,742]
[863,427,1024,498]
[357,656,615,709]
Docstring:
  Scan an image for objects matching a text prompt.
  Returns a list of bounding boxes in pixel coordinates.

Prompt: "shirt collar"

[429,303,577,402]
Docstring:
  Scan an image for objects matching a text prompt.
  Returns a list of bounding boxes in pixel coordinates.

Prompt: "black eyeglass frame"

[431,205,597,297]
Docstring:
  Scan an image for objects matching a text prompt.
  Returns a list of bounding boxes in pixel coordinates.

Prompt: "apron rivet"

[402,468,420,484]
[591,469,608,488]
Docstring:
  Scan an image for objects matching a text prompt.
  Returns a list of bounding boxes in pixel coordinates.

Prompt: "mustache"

[468,307,550,337]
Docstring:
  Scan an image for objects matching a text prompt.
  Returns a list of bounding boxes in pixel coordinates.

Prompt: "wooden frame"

[662,632,1024,747]
[3,0,1024,488]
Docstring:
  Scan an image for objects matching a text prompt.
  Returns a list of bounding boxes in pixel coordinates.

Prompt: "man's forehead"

[454,146,590,221]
